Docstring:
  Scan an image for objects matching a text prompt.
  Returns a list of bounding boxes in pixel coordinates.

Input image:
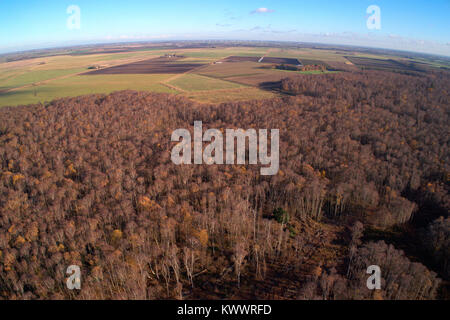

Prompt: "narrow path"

[160,82,186,93]
[159,55,234,93]
[1,70,87,94]
[188,86,252,96]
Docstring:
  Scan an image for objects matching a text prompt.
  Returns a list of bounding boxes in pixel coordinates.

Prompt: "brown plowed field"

[222,56,261,62]
[262,57,301,65]
[227,72,292,87]
[84,57,205,75]
[345,56,425,72]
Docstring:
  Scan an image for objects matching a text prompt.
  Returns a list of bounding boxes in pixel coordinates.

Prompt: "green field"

[187,87,277,104]
[0,68,86,91]
[0,74,176,107]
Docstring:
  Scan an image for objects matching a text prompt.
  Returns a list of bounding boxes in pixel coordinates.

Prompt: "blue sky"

[1,0,449,56]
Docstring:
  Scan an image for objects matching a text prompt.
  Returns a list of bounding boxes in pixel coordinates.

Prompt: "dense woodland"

[0,69,448,299]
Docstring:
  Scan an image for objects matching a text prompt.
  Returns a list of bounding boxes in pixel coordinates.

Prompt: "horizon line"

[1,39,450,59]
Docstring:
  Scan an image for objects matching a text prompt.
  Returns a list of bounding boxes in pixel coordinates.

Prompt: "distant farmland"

[223,56,301,65]
[2,44,446,107]
[345,56,426,72]
[198,59,304,88]
[84,56,206,75]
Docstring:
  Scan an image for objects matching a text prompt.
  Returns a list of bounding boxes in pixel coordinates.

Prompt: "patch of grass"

[175,58,214,64]
[169,73,244,92]
[0,74,176,107]
[0,68,86,90]
[182,51,233,59]
[187,87,276,104]
[197,61,264,79]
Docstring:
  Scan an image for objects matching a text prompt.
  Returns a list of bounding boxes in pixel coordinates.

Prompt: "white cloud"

[251,8,275,14]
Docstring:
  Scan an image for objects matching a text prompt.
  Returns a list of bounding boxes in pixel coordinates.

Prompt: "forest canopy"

[0,69,448,300]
